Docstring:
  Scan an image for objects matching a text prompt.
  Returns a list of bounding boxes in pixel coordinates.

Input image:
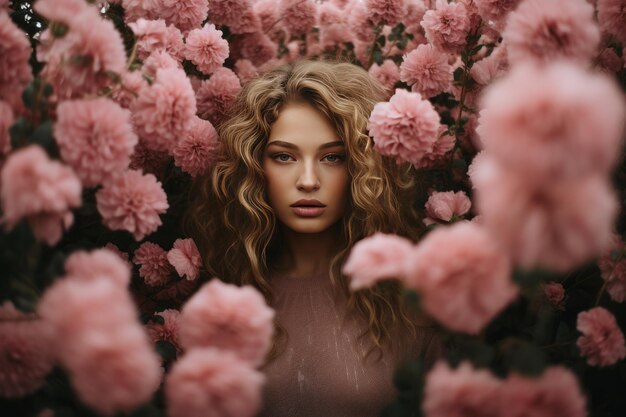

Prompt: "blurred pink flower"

[209,0,260,34]
[343,232,414,290]
[0,101,13,156]
[541,282,565,310]
[165,348,265,417]
[0,13,33,109]
[196,67,241,127]
[598,235,626,303]
[598,0,626,44]
[0,146,82,245]
[103,242,132,266]
[132,67,197,152]
[368,89,441,166]
[319,1,343,25]
[348,1,375,43]
[477,62,626,182]
[421,0,470,53]
[400,43,453,98]
[368,60,400,95]
[0,302,55,398]
[179,279,275,366]
[122,0,160,23]
[55,98,138,188]
[185,24,229,76]
[404,222,517,333]
[424,361,502,417]
[319,23,352,51]
[474,0,521,27]
[367,0,405,26]
[168,238,203,280]
[281,0,317,37]
[173,117,220,177]
[65,248,131,287]
[134,241,175,287]
[236,32,278,67]
[424,190,471,225]
[33,0,89,22]
[469,43,508,85]
[146,309,182,355]
[96,169,169,241]
[129,140,171,178]
[595,47,623,74]
[110,71,148,109]
[234,59,259,84]
[504,0,599,65]
[254,0,279,33]
[577,307,626,367]
[152,0,209,32]
[142,50,181,79]
[128,18,184,62]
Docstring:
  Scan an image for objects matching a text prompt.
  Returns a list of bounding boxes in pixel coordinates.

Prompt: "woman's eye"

[323,153,346,163]
[273,153,293,162]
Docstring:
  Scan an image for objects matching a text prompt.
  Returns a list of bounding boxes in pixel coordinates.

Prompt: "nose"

[296,160,320,191]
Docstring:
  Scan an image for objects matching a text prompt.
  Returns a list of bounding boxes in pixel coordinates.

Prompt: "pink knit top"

[256,271,442,417]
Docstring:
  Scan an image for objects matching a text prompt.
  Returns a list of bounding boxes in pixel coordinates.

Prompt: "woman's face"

[263,100,349,235]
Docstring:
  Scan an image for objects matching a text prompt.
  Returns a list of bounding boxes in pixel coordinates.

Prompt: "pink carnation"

[369,60,400,95]
[400,43,453,98]
[343,232,414,290]
[132,67,197,152]
[474,0,521,27]
[319,1,344,25]
[65,248,131,287]
[208,0,260,34]
[280,0,317,37]
[167,238,203,280]
[424,190,471,225]
[503,0,600,65]
[142,50,181,79]
[185,24,229,76]
[121,0,160,22]
[55,98,138,188]
[418,127,457,169]
[254,0,279,33]
[421,0,470,54]
[366,0,405,26]
[165,348,265,417]
[541,282,565,310]
[368,88,441,166]
[598,235,626,303]
[196,67,241,127]
[349,1,375,43]
[146,309,182,355]
[577,307,626,367]
[595,47,623,74]
[128,19,184,62]
[0,13,33,108]
[477,62,626,183]
[0,146,82,245]
[96,169,169,241]
[172,117,220,177]
[598,0,626,44]
[103,242,132,266]
[34,0,90,23]
[129,140,171,178]
[234,59,259,84]
[0,100,13,157]
[469,43,508,85]
[404,222,517,334]
[110,71,149,109]
[0,302,55,398]
[236,32,278,67]
[133,241,175,287]
[149,0,209,33]
[179,280,275,366]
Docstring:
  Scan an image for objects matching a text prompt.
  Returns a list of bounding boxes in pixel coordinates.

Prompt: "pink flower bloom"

[165,348,265,417]
[133,241,175,287]
[185,24,229,76]
[0,13,33,109]
[172,117,220,177]
[142,50,181,79]
[146,309,182,355]
[235,32,278,67]
[366,0,405,26]
[0,146,82,245]
[369,60,400,95]
[254,0,279,33]
[319,1,344,25]
[280,0,317,37]
[343,233,414,290]
[368,88,441,166]
[477,62,626,183]
[418,127,457,169]
[208,0,260,34]
[196,67,241,127]
[423,361,502,417]
[470,43,508,85]
[595,47,623,74]
[319,23,352,51]
[55,98,138,188]
[96,169,169,241]
[234,59,259,84]
[179,280,275,366]
[129,140,171,178]
[132,67,197,152]
[598,0,626,44]
[541,282,565,310]
[152,0,209,33]
[404,222,517,334]
[0,302,55,398]
[598,235,626,303]
[167,238,202,280]
[103,242,132,266]
[474,0,521,27]
[349,1,375,43]
[122,0,160,22]
[421,0,470,54]
[65,248,131,287]
[577,307,626,367]
[110,71,149,109]
[34,0,89,22]
[400,43,453,98]
[424,190,471,225]
[128,19,184,62]
[0,101,13,157]
[504,0,599,65]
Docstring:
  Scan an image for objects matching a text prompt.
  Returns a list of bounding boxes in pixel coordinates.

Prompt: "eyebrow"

[266,140,345,150]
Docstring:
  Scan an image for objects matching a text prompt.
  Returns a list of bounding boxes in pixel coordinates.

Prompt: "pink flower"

[421,0,470,54]
[418,129,456,168]
[598,0,626,44]
[280,0,317,37]
[0,146,82,245]
[577,307,626,367]
[236,32,278,67]
[128,18,184,62]
[185,24,229,76]
[474,0,521,27]
[110,71,149,109]
[477,62,626,183]
[65,248,131,287]
[96,169,169,241]
[129,140,171,178]
[343,233,414,290]
[368,60,400,95]
[146,309,182,355]
[151,0,209,33]
[0,13,33,109]
[132,67,197,152]
[501,367,587,417]
[598,235,626,303]
[254,0,279,33]
[208,0,260,34]
[423,361,502,417]
[319,1,343,25]
[142,50,181,79]
[196,67,241,128]
[165,348,265,417]
[172,117,220,177]
[55,98,138,188]
[134,241,175,287]
[34,0,89,23]
[234,59,259,84]
[541,282,565,310]
[103,242,132,266]
[366,0,405,26]
[470,43,508,85]
[179,280,275,366]
[167,238,202,280]
[424,190,471,225]
[404,222,517,334]
[349,1,375,43]
[0,100,13,156]
[595,47,623,74]
[368,88,441,166]
[0,302,55,398]
[121,0,160,22]
[400,43,453,98]
[503,0,599,65]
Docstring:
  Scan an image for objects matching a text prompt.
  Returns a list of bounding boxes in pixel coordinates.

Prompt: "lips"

[290,199,326,207]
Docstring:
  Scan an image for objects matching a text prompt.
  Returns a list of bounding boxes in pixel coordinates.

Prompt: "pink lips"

[290,199,326,217]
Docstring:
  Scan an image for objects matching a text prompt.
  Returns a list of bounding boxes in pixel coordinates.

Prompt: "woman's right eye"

[272,153,294,162]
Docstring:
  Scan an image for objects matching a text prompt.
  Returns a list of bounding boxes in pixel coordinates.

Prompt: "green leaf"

[155,340,177,361]
[377,35,386,47]
[373,49,383,65]
[453,67,465,82]
[32,120,55,150]
[396,38,408,50]
[9,117,32,148]
[21,82,35,109]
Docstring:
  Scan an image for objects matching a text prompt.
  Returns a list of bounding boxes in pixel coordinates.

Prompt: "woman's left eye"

[323,153,346,163]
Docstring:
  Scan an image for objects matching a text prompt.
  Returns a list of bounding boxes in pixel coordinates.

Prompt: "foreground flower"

[1,146,82,245]
[134,242,175,287]
[168,238,202,280]
[421,0,470,54]
[424,190,472,225]
[400,44,453,98]
[179,280,275,366]
[185,24,229,76]
[165,348,265,417]
[577,307,626,367]
[65,248,131,287]
[343,233,414,290]
[96,170,169,241]
[404,222,517,334]
[172,117,220,177]
[598,235,626,303]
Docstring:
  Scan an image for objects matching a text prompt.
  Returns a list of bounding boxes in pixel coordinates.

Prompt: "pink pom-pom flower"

[424,190,472,226]
[172,117,221,177]
[280,0,317,37]
[577,307,626,367]
[167,238,203,281]
[208,0,261,34]
[366,0,405,26]
[598,234,626,303]
[598,0,626,44]
[134,241,175,287]
[400,44,453,98]
[128,18,184,62]
[421,0,470,54]
[64,248,131,287]
[185,24,229,76]
[196,67,241,127]
[368,60,400,95]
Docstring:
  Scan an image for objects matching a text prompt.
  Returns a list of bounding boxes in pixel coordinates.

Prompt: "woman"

[185,59,442,417]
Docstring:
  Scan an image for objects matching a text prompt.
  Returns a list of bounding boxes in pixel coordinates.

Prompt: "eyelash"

[270,153,346,164]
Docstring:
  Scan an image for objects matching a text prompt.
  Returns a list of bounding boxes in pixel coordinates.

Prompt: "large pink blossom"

[132,67,197,152]
[598,0,626,44]
[96,169,169,241]
[179,280,275,366]
[133,241,175,287]
[196,67,241,127]
[577,307,626,367]
[400,43,453,98]
[146,309,182,355]
[165,348,265,417]
[504,0,600,65]
[167,238,203,280]
[0,101,13,157]
[404,222,517,334]
[0,302,55,398]
[208,0,260,34]
[319,1,344,25]
[172,117,221,177]
[477,62,626,183]
[128,18,184,62]
[55,98,138,188]
[65,248,131,287]
[0,13,33,109]
[367,0,405,26]
[0,146,82,245]
[368,60,400,95]
[368,89,441,166]
[598,234,626,302]
[424,190,472,225]
[185,24,229,76]
[421,0,470,53]
[280,0,317,37]
[343,233,414,290]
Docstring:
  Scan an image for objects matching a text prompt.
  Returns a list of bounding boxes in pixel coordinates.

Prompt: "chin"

[280,217,342,235]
